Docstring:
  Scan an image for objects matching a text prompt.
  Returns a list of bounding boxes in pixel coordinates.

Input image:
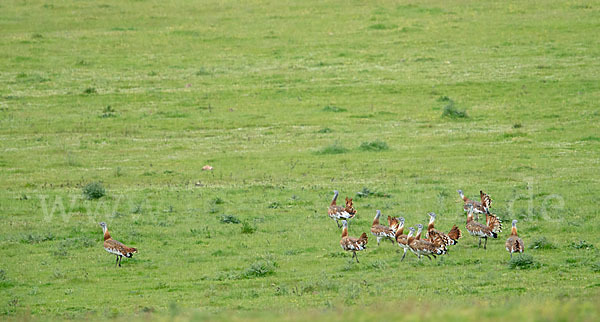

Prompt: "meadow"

[0,0,599,320]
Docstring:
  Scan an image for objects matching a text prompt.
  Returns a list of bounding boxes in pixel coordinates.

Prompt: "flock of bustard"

[97,189,524,267]
[330,190,524,263]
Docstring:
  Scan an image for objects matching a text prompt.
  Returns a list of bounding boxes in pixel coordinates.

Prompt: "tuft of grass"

[242,260,277,278]
[83,87,97,94]
[441,99,468,118]
[570,240,595,250]
[317,127,333,133]
[82,182,105,200]
[591,262,600,273]
[241,221,256,234]
[20,233,54,244]
[315,143,348,155]
[508,254,540,269]
[581,136,600,142]
[531,236,556,250]
[101,105,116,118]
[322,105,347,112]
[368,23,398,30]
[355,187,391,198]
[359,140,389,151]
[220,214,240,224]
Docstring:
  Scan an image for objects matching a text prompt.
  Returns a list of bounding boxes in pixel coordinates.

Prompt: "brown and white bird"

[340,220,368,263]
[458,190,491,221]
[393,217,411,261]
[387,216,400,233]
[99,222,137,267]
[407,225,446,260]
[506,220,524,259]
[370,210,396,245]
[465,204,502,249]
[328,190,357,228]
[426,212,461,247]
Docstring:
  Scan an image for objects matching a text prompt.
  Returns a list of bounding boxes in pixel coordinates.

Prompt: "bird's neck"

[341,226,348,238]
[372,214,380,226]
[102,227,111,241]
[331,192,338,206]
[511,227,518,236]
[428,218,435,231]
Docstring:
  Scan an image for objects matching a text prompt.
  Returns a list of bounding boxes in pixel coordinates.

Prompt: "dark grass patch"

[570,240,594,250]
[508,254,540,269]
[359,140,389,151]
[242,260,277,278]
[531,236,556,250]
[368,23,398,30]
[317,127,333,133]
[241,221,256,234]
[355,187,391,198]
[581,136,600,142]
[83,87,97,94]
[322,105,347,113]
[220,214,240,224]
[100,105,116,118]
[20,232,54,244]
[82,182,105,200]
[591,262,600,273]
[441,99,468,118]
[315,143,348,155]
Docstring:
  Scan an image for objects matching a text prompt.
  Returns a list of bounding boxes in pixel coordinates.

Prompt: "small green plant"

[220,214,240,224]
[101,105,116,118]
[317,127,333,133]
[83,87,97,94]
[591,262,600,273]
[359,140,389,151]
[241,221,256,234]
[570,240,595,250]
[322,105,347,112]
[531,236,556,250]
[20,233,54,244]
[243,260,277,278]
[267,201,280,209]
[441,99,468,118]
[355,187,391,198]
[508,254,540,269]
[315,143,348,155]
[82,182,105,200]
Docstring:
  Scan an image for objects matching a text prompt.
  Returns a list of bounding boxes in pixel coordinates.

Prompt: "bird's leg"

[401,248,407,261]
[426,255,432,261]
[118,255,122,267]
[377,237,381,245]
[336,220,341,228]
[354,251,359,263]
[478,238,482,248]
[115,256,119,267]
[510,252,513,259]
[432,254,437,259]
[484,237,488,250]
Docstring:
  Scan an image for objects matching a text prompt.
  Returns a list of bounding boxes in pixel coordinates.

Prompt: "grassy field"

[1,0,599,320]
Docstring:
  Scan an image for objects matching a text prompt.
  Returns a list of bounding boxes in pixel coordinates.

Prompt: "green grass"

[1,0,600,320]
